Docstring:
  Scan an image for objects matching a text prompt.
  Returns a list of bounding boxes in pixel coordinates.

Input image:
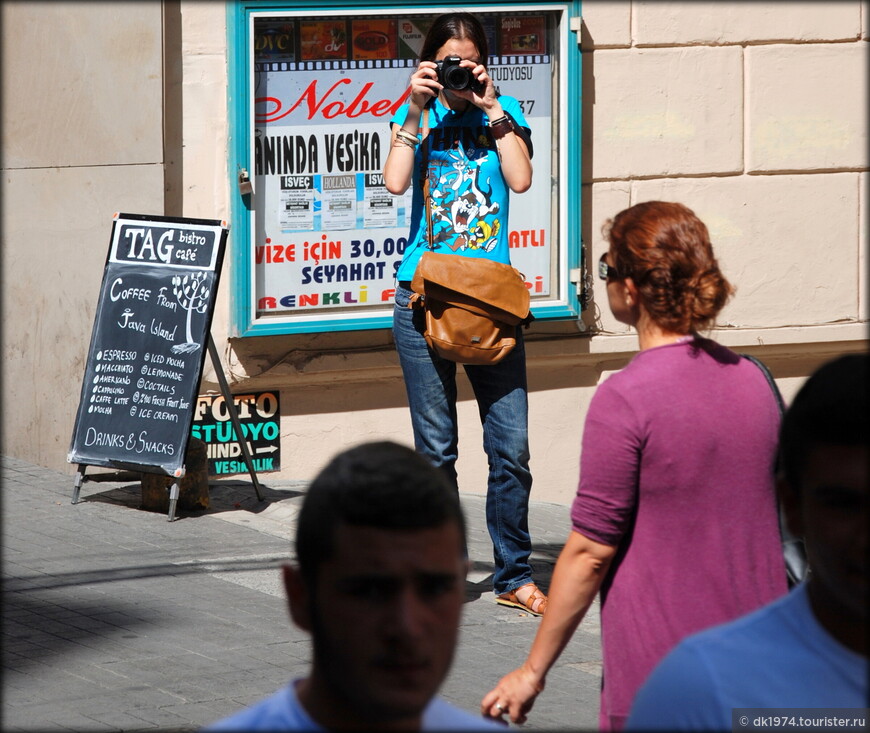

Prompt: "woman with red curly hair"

[482,201,788,730]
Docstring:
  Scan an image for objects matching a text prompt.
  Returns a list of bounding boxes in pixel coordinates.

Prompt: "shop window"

[228,1,582,335]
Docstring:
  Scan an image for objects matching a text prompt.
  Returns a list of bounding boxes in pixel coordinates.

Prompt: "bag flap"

[424,282,524,325]
[412,252,530,320]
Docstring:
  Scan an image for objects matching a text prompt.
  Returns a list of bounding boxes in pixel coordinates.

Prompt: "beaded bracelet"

[395,128,420,147]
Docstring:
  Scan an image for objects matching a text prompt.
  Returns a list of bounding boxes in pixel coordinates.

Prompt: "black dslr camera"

[435,56,484,94]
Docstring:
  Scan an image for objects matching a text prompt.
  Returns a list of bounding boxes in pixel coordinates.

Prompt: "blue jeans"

[393,284,533,595]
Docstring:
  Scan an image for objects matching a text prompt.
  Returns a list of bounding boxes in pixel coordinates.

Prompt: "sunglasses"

[598,253,621,281]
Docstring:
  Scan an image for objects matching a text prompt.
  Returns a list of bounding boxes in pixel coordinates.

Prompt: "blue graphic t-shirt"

[390,96,530,282]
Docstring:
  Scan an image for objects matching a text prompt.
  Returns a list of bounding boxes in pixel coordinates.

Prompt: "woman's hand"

[409,58,497,116]
[480,663,545,725]
[408,60,441,111]
[459,59,499,114]
[479,531,619,727]
[445,60,532,192]
[383,60,439,195]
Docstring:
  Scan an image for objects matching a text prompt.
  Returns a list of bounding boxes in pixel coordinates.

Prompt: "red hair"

[604,201,734,333]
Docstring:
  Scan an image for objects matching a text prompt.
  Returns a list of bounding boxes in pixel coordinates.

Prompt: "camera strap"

[421,108,435,251]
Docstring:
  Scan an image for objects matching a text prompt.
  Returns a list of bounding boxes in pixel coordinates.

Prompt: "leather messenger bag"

[410,251,531,365]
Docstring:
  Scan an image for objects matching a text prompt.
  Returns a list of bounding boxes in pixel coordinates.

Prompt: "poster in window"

[279,174,315,229]
[251,9,558,322]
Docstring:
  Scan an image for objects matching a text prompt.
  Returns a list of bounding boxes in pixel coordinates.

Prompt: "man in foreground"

[626,353,868,729]
[205,440,502,731]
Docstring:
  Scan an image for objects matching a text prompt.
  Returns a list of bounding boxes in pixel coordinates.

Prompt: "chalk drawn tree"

[171,272,210,354]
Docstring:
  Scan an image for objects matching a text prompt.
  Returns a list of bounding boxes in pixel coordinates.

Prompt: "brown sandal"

[496,582,548,616]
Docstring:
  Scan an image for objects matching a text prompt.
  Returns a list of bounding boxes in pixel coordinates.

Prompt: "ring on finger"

[495,703,505,712]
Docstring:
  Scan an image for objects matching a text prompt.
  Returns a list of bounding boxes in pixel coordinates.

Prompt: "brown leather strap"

[421,107,435,251]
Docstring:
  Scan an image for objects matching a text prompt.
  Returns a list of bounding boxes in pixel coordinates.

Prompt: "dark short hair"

[295,441,466,586]
[778,353,868,491]
[420,12,489,65]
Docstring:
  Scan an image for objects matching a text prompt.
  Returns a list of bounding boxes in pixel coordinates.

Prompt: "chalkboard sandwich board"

[68,213,228,479]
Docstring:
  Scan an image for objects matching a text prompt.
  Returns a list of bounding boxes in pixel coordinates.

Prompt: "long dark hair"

[419,12,489,65]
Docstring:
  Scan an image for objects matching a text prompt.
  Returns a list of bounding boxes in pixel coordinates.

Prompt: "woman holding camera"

[383,13,545,615]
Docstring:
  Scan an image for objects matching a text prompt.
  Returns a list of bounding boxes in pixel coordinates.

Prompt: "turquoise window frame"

[227,0,582,336]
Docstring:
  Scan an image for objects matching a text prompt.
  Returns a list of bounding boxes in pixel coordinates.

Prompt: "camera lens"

[444,65,471,90]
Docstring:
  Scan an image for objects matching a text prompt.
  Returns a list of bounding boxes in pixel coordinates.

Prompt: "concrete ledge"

[204,321,867,390]
[579,321,868,355]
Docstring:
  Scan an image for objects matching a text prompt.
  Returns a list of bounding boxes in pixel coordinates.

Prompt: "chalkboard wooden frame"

[68,213,229,481]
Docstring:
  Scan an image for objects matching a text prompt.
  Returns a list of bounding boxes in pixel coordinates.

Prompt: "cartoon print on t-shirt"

[429,146,501,252]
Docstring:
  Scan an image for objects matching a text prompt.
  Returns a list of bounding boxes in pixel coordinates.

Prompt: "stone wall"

[1,2,165,468]
[2,1,866,505]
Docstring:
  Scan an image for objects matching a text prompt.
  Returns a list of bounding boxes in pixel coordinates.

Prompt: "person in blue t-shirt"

[383,12,546,618]
[204,441,502,732]
[626,353,869,730]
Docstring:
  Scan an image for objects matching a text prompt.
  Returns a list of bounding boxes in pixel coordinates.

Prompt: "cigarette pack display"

[398,17,433,60]
[498,16,546,56]
[300,19,348,61]
[255,18,296,64]
[352,18,397,60]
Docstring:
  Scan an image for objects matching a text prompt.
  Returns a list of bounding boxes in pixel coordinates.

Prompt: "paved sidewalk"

[1,456,601,731]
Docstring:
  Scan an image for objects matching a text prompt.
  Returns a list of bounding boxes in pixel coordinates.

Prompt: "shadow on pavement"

[2,591,171,672]
[78,478,304,520]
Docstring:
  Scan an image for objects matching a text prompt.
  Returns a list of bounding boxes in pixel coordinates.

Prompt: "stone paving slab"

[2,456,601,731]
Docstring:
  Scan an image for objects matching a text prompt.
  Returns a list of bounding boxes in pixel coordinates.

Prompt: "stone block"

[586,46,743,180]
[632,173,860,328]
[2,165,164,472]
[581,1,631,49]
[1,3,163,168]
[181,1,228,55]
[634,1,862,46]
[180,52,231,215]
[747,43,868,172]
